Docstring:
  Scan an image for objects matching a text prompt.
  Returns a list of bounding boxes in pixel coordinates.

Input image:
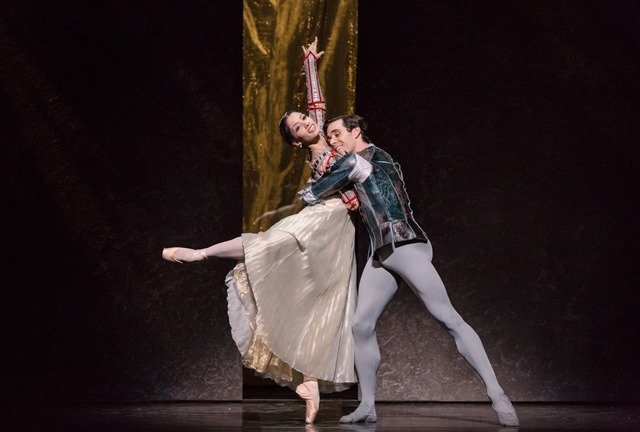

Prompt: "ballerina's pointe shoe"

[162,247,207,264]
[295,382,320,424]
[339,404,377,423]
[492,394,519,427]
[162,247,183,263]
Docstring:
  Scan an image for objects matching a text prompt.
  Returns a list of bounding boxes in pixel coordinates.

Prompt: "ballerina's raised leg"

[163,236,323,424]
[162,236,244,262]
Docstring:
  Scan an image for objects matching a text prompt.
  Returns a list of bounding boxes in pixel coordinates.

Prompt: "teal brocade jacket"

[306,145,428,254]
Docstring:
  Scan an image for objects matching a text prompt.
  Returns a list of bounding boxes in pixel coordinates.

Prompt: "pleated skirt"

[225,197,357,392]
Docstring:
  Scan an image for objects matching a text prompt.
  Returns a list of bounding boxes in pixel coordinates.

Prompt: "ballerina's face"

[285,112,321,147]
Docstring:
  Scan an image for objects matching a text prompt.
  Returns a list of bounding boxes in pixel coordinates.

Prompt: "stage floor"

[3,401,639,431]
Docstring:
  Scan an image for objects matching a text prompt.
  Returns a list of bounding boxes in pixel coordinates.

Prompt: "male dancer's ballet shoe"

[491,394,519,427]
[162,247,207,263]
[339,404,377,423]
[295,382,320,424]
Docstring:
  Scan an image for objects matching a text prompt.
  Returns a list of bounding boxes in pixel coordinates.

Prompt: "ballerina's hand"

[302,36,324,59]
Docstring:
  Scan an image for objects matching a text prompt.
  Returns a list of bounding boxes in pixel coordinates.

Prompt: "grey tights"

[352,241,504,416]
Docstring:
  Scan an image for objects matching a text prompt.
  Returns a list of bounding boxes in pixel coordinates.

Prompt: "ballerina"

[163,37,358,424]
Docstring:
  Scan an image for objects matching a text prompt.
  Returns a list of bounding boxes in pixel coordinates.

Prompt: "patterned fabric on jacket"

[309,144,428,254]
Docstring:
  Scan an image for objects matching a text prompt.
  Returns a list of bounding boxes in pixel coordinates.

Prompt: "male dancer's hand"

[298,188,321,206]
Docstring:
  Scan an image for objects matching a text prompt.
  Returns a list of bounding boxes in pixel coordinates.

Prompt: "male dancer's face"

[285,112,320,146]
[327,120,361,155]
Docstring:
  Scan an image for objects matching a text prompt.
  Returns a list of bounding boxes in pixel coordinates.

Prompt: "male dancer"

[298,115,519,427]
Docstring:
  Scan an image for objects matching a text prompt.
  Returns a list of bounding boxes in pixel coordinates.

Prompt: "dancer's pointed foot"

[339,403,377,423]
[492,393,519,427]
[296,381,320,424]
[162,247,207,263]
[162,247,183,263]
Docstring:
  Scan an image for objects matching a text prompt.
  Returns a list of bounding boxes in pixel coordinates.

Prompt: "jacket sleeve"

[299,154,371,205]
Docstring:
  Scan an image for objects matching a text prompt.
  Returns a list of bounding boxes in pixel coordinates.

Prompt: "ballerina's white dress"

[225,52,357,393]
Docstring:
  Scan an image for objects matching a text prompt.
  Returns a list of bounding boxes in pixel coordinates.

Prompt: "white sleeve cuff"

[347,154,372,183]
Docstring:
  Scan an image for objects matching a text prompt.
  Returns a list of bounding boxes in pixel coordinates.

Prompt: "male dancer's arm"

[299,154,372,205]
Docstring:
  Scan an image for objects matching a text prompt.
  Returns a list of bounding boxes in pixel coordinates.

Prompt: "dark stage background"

[2,0,639,403]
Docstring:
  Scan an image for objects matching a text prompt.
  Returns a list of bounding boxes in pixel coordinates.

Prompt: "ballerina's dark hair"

[278,110,298,145]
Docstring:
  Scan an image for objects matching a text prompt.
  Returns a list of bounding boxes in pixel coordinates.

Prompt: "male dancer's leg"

[340,253,398,423]
[379,241,518,426]
[379,241,504,398]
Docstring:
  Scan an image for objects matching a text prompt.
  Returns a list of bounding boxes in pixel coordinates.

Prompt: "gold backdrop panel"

[243,0,358,232]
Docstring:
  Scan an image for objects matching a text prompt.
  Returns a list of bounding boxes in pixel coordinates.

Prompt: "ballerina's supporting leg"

[295,376,320,424]
[163,236,244,263]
